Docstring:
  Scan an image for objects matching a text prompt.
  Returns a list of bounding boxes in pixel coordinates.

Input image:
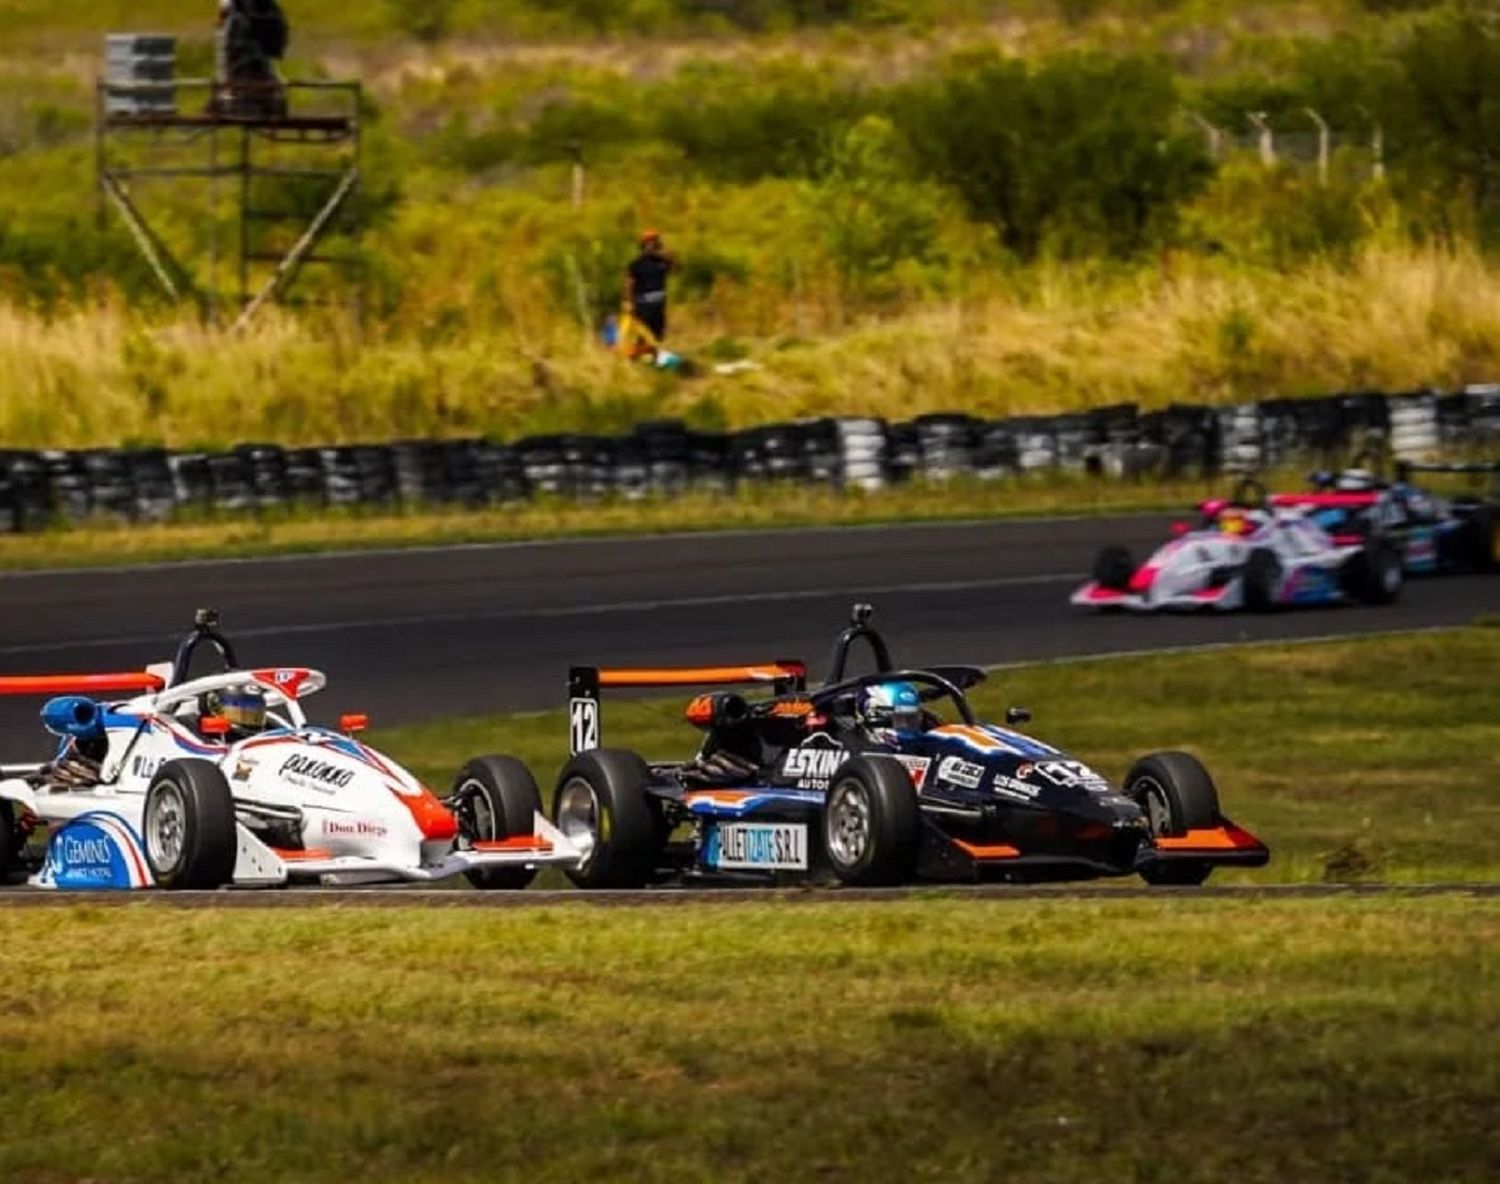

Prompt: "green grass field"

[2,628,1496,1182]
[380,626,1500,885]
[1,896,1495,1183]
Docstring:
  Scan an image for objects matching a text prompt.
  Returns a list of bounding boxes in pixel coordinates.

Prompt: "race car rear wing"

[567,661,807,755]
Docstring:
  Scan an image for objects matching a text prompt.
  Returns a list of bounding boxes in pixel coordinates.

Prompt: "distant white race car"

[1072,485,1403,613]
[0,610,578,890]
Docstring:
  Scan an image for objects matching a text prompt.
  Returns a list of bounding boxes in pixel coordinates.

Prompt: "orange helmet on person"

[639,228,662,246]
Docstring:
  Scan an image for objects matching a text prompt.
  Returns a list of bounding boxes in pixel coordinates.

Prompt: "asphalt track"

[1,513,1495,759]
[0,883,1495,907]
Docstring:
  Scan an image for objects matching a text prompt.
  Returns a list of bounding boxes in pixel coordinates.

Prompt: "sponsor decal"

[769,699,814,718]
[936,755,985,790]
[129,754,164,780]
[704,822,809,871]
[1026,759,1112,793]
[279,753,355,791]
[231,757,257,782]
[322,818,389,839]
[36,815,146,890]
[782,738,846,790]
[992,774,1041,801]
[893,755,931,790]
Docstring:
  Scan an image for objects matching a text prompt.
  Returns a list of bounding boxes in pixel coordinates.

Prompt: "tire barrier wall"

[3,385,1498,533]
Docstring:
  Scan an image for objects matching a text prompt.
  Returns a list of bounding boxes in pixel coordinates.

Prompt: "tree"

[1392,6,1500,239]
[800,116,942,299]
[895,53,1211,260]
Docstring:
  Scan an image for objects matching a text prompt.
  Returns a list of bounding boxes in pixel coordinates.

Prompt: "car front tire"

[451,755,544,890]
[1242,548,1282,612]
[1125,751,1219,887]
[823,756,921,886]
[552,749,662,889]
[143,759,237,889]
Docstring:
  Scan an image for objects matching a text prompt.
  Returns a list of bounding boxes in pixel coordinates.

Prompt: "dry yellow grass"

[2,243,1497,448]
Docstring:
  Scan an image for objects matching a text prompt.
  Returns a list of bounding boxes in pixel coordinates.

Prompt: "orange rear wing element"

[0,671,165,697]
[567,661,806,755]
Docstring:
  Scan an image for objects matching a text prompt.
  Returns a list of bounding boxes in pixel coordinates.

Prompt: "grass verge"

[379,626,1500,885]
[0,896,1495,1183]
[0,471,1216,572]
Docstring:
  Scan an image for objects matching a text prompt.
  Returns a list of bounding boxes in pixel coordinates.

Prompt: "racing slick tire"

[451,755,544,890]
[553,749,663,889]
[1460,506,1497,573]
[823,756,921,887]
[1125,751,1219,887]
[0,799,21,884]
[1340,539,1402,604]
[1241,548,1282,613]
[1092,545,1136,592]
[142,759,237,890]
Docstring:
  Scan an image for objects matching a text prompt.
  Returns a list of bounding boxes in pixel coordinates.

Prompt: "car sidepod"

[32,811,156,889]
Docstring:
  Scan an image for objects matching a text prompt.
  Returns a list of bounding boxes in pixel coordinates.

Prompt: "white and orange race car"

[0,610,577,890]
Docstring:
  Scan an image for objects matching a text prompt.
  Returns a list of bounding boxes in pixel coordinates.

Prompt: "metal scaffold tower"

[95,34,362,329]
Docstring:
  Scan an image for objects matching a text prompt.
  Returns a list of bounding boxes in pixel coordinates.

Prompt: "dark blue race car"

[552,606,1269,889]
[1271,460,1499,575]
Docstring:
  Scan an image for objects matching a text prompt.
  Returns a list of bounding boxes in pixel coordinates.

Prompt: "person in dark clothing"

[624,230,676,346]
[213,0,289,118]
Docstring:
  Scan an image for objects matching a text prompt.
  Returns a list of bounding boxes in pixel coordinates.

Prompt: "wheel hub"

[1135,776,1173,837]
[826,780,871,866]
[555,779,600,866]
[146,783,186,870]
[455,778,496,845]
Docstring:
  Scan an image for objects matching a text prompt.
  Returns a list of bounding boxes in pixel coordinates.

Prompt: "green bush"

[1181,156,1393,269]
[382,0,459,43]
[654,62,864,181]
[799,115,944,300]
[896,53,1212,259]
[1389,5,1500,245]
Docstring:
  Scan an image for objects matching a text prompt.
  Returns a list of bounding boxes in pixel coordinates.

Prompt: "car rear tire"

[1125,751,1218,887]
[0,800,21,884]
[1460,506,1497,573]
[143,759,237,889]
[451,755,544,890]
[1092,545,1136,592]
[1241,548,1281,612]
[1341,539,1402,604]
[553,749,662,889]
[823,756,921,886]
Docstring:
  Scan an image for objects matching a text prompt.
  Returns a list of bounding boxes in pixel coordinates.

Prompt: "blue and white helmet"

[858,681,923,733]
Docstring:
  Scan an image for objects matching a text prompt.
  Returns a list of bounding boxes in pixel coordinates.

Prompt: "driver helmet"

[1219,508,1252,536]
[858,681,924,734]
[1334,468,1377,492]
[202,685,267,737]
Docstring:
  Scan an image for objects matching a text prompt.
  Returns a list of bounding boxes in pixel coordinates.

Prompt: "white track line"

[0,572,1082,656]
